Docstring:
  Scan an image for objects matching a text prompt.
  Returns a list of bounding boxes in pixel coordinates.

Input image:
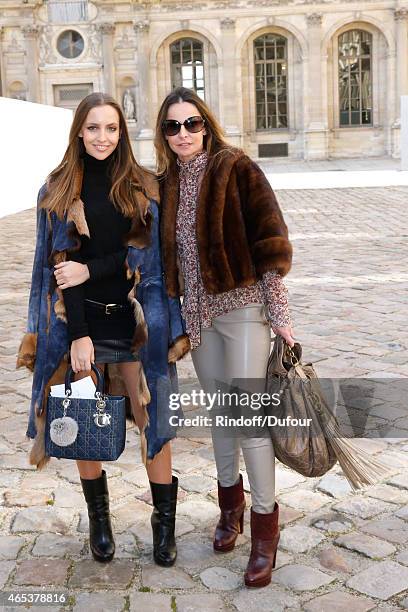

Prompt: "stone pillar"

[134,20,153,165]
[304,13,328,159]
[22,25,40,102]
[220,17,241,145]
[98,23,115,95]
[134,20,151,134]
[401,96,408,169]
[385,48,397,159]
[0,28,4,97]
[390,9,408,157]
[395,9,408,116]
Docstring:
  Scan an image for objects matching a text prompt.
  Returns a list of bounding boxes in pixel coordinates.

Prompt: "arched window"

[170,38,205,98]
[254,34,288,130]
[338,30,372,126]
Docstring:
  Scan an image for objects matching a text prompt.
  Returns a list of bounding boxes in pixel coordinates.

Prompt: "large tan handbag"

[266,336,390,489]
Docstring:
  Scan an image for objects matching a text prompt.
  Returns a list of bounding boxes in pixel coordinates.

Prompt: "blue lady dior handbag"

[45,364,126,461]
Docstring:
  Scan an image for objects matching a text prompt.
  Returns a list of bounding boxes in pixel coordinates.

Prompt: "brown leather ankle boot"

[213,474,246,553]
[244,503,280,588]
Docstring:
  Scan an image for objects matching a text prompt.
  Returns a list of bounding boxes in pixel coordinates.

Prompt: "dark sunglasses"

[162,116,206,137]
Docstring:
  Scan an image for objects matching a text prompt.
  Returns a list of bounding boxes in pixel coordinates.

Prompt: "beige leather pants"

[192,304,276,513]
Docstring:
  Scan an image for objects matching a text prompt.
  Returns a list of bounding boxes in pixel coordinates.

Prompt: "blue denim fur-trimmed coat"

[17,172,189,469]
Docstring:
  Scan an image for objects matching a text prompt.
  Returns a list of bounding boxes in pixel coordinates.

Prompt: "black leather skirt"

[93,338,139,364]
[84,299,139,364]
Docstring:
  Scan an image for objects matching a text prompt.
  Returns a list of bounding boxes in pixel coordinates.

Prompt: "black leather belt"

[84,299,132,316]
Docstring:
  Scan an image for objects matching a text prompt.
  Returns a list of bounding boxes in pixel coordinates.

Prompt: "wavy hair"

[41,92,154,218]
[154,87,238,176]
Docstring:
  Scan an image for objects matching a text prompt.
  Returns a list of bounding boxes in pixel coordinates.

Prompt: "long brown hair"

[42,92,153,218]
[154,87,238,176]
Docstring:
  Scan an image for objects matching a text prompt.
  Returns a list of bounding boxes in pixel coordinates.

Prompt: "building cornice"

[128,0,402,10]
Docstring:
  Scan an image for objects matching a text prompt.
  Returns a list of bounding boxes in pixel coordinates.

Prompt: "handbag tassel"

[318,400,391,490]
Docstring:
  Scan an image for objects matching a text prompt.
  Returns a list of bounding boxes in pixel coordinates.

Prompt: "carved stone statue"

[39,26,55,65]
[123,89,136,121]
[89,25,101,61]
[12,92,27,101]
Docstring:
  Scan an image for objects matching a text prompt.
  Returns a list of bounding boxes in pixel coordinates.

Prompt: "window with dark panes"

[254,34,288,130]
[56,30,84,59]
[170,38,205,99]
[338,30,372,126]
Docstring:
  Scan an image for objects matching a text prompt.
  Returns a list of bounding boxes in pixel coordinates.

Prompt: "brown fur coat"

[160,151,292,297]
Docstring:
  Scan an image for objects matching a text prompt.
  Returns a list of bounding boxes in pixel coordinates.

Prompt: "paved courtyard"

[0,183,407,611]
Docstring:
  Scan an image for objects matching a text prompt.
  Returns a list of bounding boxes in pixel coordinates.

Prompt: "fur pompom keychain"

[49,397,78,447]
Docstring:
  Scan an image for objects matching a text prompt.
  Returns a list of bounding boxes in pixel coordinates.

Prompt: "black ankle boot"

[80,470,115,563]
[149,476,178,567]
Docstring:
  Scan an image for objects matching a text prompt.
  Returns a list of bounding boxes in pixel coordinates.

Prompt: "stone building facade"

[0,0,407,164]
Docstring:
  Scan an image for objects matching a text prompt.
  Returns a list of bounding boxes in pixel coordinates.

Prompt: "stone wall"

[0,0,407,163]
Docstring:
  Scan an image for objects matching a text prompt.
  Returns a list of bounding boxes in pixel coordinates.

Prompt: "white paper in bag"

[50,376,96,399]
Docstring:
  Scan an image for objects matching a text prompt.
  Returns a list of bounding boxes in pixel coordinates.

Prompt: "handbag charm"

[93,393,112,428]
[49,395,79,447]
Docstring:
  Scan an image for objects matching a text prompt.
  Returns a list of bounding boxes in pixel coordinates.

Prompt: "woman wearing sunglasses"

[17,92,189,568]
[155,87,294,588]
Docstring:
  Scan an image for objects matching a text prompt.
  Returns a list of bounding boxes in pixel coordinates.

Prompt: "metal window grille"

[258,143,288,157]
[254,34,288,130]
[170,38,205,99]
[53,83,93,109]
[338,30,372,127]
[48,1,88,23]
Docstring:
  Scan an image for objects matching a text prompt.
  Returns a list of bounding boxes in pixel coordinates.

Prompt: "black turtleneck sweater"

[63,152,135,342]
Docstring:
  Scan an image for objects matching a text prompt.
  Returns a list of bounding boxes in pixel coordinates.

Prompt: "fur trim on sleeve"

[252,237,293,278]
[168,334,191,363]
[236,155,292,278]
[126,208,153,250]
[29,357,68,469]
[127,280,149,354]
[66,198,90,238]
[28,411,50,470]
[54,287,67,323]
[138,168,160,203]
[160,174,180,297]
[16,332,37,372]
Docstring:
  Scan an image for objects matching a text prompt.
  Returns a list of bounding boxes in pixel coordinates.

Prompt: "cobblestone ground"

[0,185,407,611]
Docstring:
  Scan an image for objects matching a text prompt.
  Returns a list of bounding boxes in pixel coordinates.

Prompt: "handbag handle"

[64,364,104,396]
[267,335,303,377]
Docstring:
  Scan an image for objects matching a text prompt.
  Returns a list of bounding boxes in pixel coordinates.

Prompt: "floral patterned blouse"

[175,151,291,349]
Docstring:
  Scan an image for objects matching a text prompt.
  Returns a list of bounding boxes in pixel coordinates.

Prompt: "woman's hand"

[70,337,94,373]
[54,261,90,289]
[271,325,295,348]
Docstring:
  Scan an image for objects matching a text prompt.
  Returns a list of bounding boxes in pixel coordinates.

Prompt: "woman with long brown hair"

[155,87,294,588]
[18,92,189,568]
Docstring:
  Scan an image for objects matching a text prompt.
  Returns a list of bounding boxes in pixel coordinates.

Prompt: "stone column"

[22,25,40,102]
[133,20,154,165]
[134,20,151,134]
[220,17,241,145]
[401,96,408,169]
[389,9,408,157]
[0,28,4,97]
[304,13,328,159]
[395,9,408,115]
[98,23,115,95]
